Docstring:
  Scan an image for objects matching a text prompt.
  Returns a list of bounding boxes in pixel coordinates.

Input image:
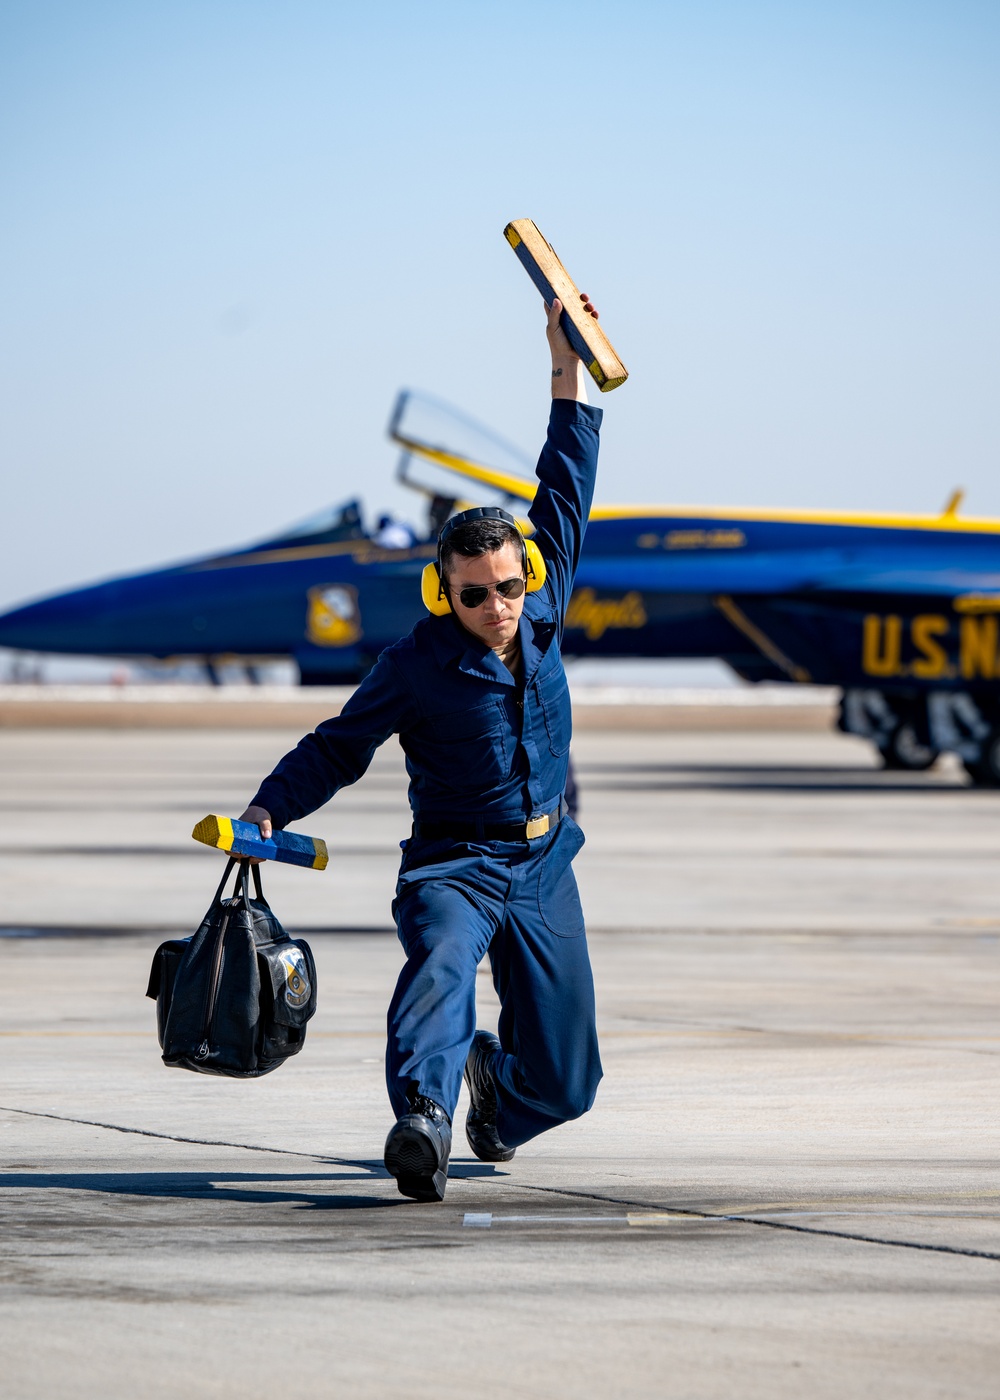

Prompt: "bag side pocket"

[146,940,190,1050]
[256,938,317,1068]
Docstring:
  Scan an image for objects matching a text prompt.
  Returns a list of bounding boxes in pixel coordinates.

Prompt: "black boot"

[464,1030,516,1163]
[384,1094,452,1202]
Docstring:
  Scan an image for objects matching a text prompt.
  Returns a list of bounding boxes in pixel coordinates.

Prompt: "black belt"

[413,798,566,844]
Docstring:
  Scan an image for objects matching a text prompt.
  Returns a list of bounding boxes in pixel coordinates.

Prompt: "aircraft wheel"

[878,724,939,772]
[962,730,1000,787]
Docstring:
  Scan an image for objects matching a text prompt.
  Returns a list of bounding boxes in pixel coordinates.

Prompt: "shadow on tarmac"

[0,1161,500,1208]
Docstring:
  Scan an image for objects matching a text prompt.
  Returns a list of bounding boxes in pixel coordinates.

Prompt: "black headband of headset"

[436,506,526,578]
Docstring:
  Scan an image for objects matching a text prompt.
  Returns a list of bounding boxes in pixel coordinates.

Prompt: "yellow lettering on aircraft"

[960,615,998,679]
[664,529,746,550]
[860,611,999,680]
[911,615,951,678]
[953,594,1000,614]
[565,588,648,641]
[635,529,746,550]
[862,614,903,677]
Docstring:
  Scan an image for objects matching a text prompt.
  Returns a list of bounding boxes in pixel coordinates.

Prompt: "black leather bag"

[146,859,317,1077]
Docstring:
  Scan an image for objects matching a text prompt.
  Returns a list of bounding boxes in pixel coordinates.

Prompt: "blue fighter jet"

[3,391,1000,783]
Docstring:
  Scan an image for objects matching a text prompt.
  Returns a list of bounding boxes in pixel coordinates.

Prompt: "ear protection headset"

[420,506,546,616]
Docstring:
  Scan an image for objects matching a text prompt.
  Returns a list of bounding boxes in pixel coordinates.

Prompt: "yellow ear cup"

[421,562,452,615]
[524,539,547,593]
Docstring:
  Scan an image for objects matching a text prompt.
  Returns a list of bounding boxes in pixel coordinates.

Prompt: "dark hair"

[440,519,523,576]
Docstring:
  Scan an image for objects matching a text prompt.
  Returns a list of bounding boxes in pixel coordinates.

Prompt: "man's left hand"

[547,295,596,403]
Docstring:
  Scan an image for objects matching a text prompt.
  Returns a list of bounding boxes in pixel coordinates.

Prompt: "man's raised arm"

[528,297,604,620]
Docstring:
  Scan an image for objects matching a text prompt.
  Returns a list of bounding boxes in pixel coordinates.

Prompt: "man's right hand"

[237,806,272,862]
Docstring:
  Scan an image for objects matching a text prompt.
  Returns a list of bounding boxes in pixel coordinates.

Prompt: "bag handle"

[211,857,238,907]
[209,857,265,908]
[233,859,265,905]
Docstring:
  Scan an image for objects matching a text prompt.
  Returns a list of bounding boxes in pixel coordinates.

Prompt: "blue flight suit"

[251,398,604,1148]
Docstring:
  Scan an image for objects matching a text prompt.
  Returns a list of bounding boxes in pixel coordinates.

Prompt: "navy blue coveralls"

[251,399,604,1149]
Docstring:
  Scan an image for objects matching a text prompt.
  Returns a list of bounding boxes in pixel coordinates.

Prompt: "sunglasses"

[452,576,526,610]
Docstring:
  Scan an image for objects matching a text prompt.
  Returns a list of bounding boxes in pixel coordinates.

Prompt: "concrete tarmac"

[1,725,999,1398]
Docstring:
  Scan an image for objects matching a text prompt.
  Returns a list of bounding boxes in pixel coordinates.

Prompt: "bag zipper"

[194,905,232,1059]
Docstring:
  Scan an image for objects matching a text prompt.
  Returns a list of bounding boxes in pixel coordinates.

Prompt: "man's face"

[445,542,525,650]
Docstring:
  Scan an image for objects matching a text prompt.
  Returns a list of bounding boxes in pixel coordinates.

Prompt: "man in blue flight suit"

[240,296,604,1201]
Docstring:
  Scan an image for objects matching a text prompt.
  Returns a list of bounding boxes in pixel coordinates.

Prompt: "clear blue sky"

[2,0,998,612]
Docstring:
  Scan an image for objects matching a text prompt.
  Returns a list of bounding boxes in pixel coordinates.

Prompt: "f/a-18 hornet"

[3,391,1000,783]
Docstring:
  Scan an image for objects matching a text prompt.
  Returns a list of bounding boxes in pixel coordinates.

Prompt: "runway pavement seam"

[0,1105,330,1161]
[513,1184,1000,1263]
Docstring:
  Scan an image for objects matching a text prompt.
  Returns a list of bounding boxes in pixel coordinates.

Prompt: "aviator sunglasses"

[452,576,526,610]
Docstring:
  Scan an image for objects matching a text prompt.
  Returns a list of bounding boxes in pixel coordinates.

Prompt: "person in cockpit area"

[237,294,605,1201]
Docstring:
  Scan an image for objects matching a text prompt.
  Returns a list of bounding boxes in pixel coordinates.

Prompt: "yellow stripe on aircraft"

[589,504,1000,534]
[189,540,437,571]
[715,595,812,684]
[391,434,538,503]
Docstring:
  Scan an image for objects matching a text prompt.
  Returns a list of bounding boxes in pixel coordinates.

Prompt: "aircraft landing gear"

[842,688,1000,784]
[961,729,1000,787]
[841,690,942,773]
[877,723,939,772]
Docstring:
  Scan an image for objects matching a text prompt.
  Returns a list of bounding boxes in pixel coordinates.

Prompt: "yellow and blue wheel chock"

[192,815,328,871]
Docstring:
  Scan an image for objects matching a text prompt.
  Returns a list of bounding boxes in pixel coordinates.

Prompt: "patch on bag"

[280,947,312,1008]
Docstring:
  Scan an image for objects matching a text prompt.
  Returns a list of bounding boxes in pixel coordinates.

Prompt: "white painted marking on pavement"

[462,1211,728,1230]
[627,1212,707,1226]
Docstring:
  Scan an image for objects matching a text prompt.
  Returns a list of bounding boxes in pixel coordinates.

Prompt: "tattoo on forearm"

[552,367,563,378]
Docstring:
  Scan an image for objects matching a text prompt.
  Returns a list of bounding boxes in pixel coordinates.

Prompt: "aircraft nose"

[0,588,106,652]
[0,563,300,659]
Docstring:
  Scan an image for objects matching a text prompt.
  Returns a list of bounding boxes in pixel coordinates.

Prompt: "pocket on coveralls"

[537,816,586,938]
[415,701,509,792]
[536,668,572,757]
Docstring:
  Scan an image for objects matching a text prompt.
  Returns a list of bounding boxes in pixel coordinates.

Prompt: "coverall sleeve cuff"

[248,788,288,831]
[549,398,604,431]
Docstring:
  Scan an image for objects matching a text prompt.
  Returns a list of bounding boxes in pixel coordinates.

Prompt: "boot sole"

[384,1120,448,1202]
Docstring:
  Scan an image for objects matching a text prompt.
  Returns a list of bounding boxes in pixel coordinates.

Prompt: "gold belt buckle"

[525,813,551,840]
